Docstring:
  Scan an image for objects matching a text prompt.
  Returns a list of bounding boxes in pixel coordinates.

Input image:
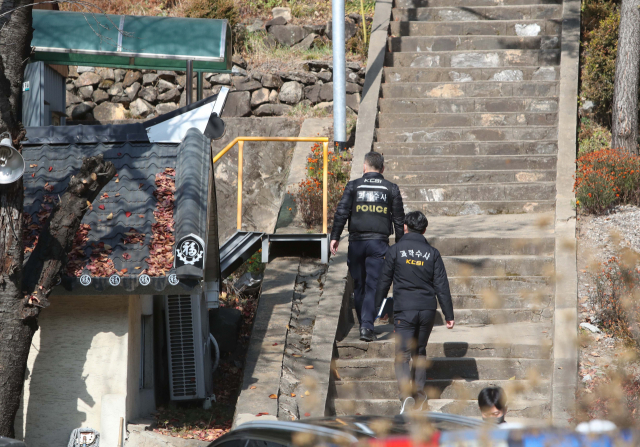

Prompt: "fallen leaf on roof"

[304,413,310,417]
[139,214,144,218]
[115,178,119,183]
[290,393,296,397]
[115,193,120,197]
[106,213,113,220]
[120,268,128,274]
[125,212,132,217]
[135,266,141,269]
[304,365,314,369]
[91,173,97,181]
[48,167,52,172]
[31,173,34,177]
[29,164,37,168]
[44,183,53,192]
[98,205,105,210]
[122,253,131,260]
[269,394,277,399]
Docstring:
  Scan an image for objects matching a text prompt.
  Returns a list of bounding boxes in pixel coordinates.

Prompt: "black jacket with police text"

[374,232,454,321]
[330,172,405,242]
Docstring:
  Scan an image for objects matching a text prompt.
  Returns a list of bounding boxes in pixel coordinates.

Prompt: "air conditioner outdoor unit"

[165,293,212,401]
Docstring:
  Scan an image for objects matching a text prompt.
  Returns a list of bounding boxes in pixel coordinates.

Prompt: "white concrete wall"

[16,295,129,447]
[127,295,156,422]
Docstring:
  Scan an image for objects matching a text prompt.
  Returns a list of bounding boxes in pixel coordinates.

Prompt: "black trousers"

[347,239,388,331]
[394,309,437,401]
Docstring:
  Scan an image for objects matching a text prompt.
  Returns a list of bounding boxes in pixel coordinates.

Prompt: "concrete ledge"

[552,0,580,425]
[232,258,299,428]
[351,0,393,180]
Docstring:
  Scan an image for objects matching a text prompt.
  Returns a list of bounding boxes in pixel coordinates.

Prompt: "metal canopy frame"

[30,10,232,73]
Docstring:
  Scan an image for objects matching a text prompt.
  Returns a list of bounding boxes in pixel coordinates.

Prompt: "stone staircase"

[329,0,563,421]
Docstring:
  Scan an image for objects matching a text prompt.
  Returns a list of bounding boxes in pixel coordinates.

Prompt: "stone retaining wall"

[65,58,364,122]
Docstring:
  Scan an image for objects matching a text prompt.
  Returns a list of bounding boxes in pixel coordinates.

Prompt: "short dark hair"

[364,151,384,171]
[478,387,507,411]
[405,211,428,233]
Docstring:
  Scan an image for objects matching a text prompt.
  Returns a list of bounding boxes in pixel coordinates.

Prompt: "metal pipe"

[332,0,346,148]
[197,71,203,101]
[212,136,329,164]
[186,60,193,106]
[117,417,124,447]
[237,140,244,230]
[322,141,329,234]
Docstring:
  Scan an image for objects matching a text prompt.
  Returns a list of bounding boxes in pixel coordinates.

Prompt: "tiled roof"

[23,124,208,294]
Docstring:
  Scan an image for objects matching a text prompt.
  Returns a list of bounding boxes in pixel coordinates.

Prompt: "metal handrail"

[212,137,330,234]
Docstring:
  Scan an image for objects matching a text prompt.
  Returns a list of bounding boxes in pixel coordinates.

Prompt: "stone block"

[532,67,556,81]
[346,82,362,93]
[66,91,82,105]
[130,98,154,118]
[269,25,309,46]
[253,103,293,116]
[304,84,322,104]
[262,73,283,89]
[77,66,95,73]
[92,89,109,104]
[74,72,102,88]
[317,71,332,82]
[346,92,361,113]
[68,66,79,78]
[155,103,178,115]
[211,73,233,85]
[265,16,287,29]
[158,88,180,102]
[157,79,176,93]
[304,24,325,36]
[279,81,303,104]
[125,81,141,100]
[222,91,252,117]
[451,52,500,68]
[122,70,141,88]
[281,71,317,85]
[269,89,279,103]
[233,54,248,69]
[292,33,319,51]
[234,79,263,92]
[77,85,93,100]
[98,79,114,90]
[142,73,158,85]
[251,88,271,107]
[108,83,124,96]
[325,18,357,41]
[114,69,125,83]
[247,19,265,33]
[97,67,114,80]
[319,83,333,102]
[232,66,249,76]
[272,6,292,21]
[157,70,176,82]
[139,87,158,103]
[93,102,126,121]
[71,103,93,120]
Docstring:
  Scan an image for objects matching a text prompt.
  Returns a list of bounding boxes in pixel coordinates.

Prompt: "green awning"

[30,10,232,72]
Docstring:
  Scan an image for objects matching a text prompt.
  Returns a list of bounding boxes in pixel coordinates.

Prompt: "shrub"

[579,118,611,156]
[294,143,350,228]
[574,149,640,213]
[592,254,640,345]
[184,0,240,28]
[580,6,619,123]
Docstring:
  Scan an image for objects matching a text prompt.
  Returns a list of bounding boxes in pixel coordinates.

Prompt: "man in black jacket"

[375,211,454,413]
[330,151,405,342]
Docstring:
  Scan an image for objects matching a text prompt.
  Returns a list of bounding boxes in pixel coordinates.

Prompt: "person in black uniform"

[330,151,405,342]
[375,211,455,413]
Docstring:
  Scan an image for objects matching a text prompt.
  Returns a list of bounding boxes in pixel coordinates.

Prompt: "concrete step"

[381,81,558,99]
[400,182,555,201]
[389,36,559,53]
[387,170,557,185]
[395,0,561,8]
[377,141,557,156]
[379,97,558,114]
[448,275,550,294]
[414,213,555,238]
[333,379,551,400]
[450,293,553,309]
[384,66,558,83]
[385,155,556,171]
[427,236,555,256]
[437,308,552,324]
[405,200,556,216]
[334,398,550,418]
[385,49,560,68]
[376,126,558,143]
[392,5,562,22]
[389,19,561,37]
[442,254,553,276]
[378,112,557,128]
[335,357,552,380]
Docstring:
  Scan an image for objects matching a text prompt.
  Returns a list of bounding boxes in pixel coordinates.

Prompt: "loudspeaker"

[0,135,25,184]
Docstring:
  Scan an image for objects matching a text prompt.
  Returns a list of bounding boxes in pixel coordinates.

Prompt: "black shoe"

[359,327,376,342]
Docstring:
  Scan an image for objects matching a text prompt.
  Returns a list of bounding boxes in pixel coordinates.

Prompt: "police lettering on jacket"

[349,177,394,235]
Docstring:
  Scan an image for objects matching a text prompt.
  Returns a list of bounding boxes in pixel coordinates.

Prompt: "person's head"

[478,387,507,423]
[404,211,428,235]
[364,151,384,174]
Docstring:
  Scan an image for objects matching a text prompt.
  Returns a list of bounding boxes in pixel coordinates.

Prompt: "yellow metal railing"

[212,137,330,233]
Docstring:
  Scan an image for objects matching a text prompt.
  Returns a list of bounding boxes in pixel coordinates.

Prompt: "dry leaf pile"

[147,168,176,276]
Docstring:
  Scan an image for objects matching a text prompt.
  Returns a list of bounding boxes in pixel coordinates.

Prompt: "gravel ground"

[576,205,640,418]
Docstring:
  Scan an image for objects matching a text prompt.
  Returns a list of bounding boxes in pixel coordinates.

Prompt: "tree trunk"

[0,0,36,438]
[0,1,117,436]
[611,0,640,154]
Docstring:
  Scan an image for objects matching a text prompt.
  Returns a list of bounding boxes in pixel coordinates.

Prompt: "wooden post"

[117,417,124,447]
[322,141,329,234]
[237,141,244,230]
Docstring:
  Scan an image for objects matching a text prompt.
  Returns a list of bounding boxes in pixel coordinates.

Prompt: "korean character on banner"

[400,250,407,258]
